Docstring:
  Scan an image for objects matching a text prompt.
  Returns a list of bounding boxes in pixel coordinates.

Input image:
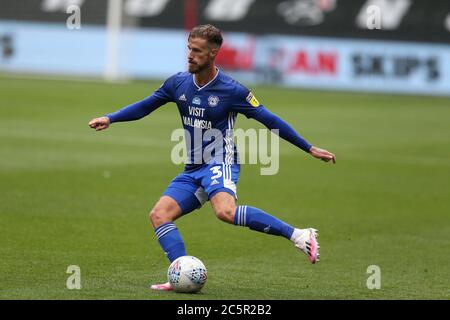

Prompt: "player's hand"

[88,116,110,131]
[309,146,336,164]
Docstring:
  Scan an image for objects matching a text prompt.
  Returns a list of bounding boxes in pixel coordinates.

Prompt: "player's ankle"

[290,228,304,242]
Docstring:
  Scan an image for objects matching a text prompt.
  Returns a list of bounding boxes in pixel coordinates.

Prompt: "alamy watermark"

[170,128,280,175]
[66,5,81,30]
[66,265,81,290]
[366,5,381,30]
[366,265,381,289]
[361,0,413,31]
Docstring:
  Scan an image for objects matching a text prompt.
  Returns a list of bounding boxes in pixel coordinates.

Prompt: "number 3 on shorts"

[210,166,222,180]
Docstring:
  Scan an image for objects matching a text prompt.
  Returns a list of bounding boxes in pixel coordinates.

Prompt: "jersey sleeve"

[252,107,312,153]
[231,84,312,153]
[151,73,177,103]
[106,74,177,123]
[230,84,265,119]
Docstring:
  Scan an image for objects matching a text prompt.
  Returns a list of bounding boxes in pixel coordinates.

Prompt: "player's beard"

[188,60,210,74]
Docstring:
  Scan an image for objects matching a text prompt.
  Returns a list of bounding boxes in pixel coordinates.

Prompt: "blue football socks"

[154,222,186,262]
[234,205,294,239]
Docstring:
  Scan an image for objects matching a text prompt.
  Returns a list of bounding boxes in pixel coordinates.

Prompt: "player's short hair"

[188,24,223,48]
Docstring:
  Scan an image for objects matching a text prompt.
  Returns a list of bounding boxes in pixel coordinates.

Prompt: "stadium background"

[0,0,449,299]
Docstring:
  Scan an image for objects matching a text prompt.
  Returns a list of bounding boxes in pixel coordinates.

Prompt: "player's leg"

[150,172,207,291]
[149,195,185,291]
[210,191,293,237]
[210,192,320,263]
[149,195,185,262]
[204,163,299,235]
[203,164,319,263]
[208,191,236,223]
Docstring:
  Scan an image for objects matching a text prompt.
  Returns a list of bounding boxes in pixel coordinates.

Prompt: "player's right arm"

[88,116,111,131]
[88,74,177,131]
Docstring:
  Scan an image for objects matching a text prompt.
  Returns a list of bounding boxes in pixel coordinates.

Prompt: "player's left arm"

[232,87,336,163]
[253,107,335,163]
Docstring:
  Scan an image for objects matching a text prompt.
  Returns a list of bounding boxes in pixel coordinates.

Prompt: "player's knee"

[149,206,172,228]
[215,207,235,224]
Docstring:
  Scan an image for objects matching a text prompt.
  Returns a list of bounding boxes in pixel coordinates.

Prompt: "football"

[167,256,208,293]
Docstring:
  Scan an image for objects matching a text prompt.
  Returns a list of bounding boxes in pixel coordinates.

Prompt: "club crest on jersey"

[192,96,201,105]
[246,92,260,107]
[208,95,219,107]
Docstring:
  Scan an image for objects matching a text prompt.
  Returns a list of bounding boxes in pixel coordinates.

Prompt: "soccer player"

[89,25,336,291]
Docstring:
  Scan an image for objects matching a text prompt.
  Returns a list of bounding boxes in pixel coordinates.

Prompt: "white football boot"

[150,281,173,291]
[291,228,320,264]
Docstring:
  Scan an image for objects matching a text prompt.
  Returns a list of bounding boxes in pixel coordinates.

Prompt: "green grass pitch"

[0,75,449,300]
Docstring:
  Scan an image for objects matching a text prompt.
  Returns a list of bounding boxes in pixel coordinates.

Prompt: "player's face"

[187,37,218,73]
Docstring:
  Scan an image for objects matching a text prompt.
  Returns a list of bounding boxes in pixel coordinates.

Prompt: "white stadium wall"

[1,21,450,96]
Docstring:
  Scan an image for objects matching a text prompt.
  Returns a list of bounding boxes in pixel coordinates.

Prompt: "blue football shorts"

[163,163,240,215]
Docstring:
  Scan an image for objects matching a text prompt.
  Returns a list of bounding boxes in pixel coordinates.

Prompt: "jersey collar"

[192,67,220,91]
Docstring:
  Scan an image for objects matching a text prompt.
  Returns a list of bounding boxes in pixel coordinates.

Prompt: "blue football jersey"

[153,69,263,167]
[106,68,312,168]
